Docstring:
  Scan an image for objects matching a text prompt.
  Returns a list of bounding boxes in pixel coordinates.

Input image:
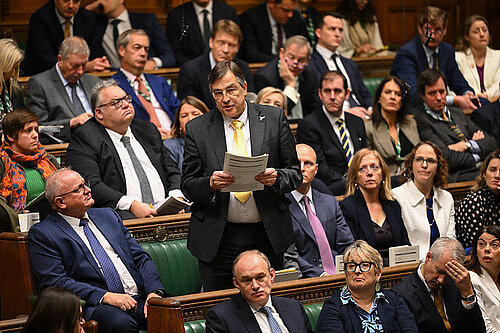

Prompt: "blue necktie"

[336,119,353,167]
[260,306,283,333]
[79,218,125,294]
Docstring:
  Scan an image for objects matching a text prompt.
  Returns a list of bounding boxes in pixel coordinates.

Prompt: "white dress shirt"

[222,104,262,223]
[102,10,132,68]
[60,212,139,295]
[322,106,355,154]
[470,268,500,333]
[291,187,316,216]
[55,64,92,114]
[55,9,74,36]
[249,297,290,333]
[193,0,213,38]
[266,5,285,55]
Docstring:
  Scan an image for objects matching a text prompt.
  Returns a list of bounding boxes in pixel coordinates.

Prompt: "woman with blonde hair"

[255,87,288,115]
[340,149,410,266]
[0,39,24,123]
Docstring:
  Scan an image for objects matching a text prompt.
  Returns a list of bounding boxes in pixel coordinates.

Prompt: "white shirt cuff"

[151,57,162,69]
[283,85,300,104]
[116,195,134,211]
[168,189,185,200]
[446,95,454,105]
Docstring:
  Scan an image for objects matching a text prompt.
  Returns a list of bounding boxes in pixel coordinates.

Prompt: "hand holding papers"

[220,152,269,192]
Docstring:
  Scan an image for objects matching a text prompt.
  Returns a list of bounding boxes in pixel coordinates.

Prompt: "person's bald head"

[296,144,318,192]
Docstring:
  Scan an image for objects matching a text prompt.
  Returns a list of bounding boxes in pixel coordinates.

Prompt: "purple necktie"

[302,196,336,274]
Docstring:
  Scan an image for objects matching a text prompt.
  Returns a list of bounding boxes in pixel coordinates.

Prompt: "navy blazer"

[177,53,254,110]
[95,12,176,68]
[471,100,500,147]
[112,70,180,123]
[339,190,410,251]
[286,189,354,278]
[308,48,373,109]
[206,293,313,333]
[167,1,239,66]
[22,0,105,76]
[28,207,164,318]
[392,269,486,333]
[297,110,366,195]
[316,288,418,333]
[390,36,473,103]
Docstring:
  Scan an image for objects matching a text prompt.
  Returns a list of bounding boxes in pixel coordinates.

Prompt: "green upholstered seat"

[184,320,207,333]
[303,302,324,331]
[363,77,384,97]
[139,239,202,296]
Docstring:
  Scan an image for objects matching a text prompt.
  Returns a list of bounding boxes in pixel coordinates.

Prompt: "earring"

[375,281,381,292]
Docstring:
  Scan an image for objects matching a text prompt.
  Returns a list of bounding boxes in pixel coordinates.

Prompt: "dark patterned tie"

[432,52,438,70]
[202,9,211,52]
[276,23,283,53]
[260,306,283,333]
[68,83,86,115]
[442,112,466,141]
[336,119,353,166]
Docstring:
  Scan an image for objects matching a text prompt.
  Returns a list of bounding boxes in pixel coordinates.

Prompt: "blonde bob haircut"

[255,87,288,115]
[343,240,383,275]
[345,148,392,200]
[0,38,24,95]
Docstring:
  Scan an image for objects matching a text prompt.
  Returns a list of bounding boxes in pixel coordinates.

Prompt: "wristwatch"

[465,140,472,151]
[151,289,167,298]
[461,293,476,303]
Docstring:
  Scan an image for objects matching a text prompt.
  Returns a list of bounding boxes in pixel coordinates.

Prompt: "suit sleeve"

[239,12,275,62]
[332,198,355,254]
[26,14,58,72]
[390,46,419,98]
[470,109,492,134]
[390,290,419,333]
[254,70,274,95]
[316,297,346,333]
[339,198,362,241]
[147,14,176,67]
[205,306,230,333]
[176,64,198,101]
[460,114,498,158]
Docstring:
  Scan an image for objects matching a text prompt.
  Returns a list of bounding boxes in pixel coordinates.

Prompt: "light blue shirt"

[55,64,92,114]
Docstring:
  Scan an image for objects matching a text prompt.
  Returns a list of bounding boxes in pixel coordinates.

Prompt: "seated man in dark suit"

[413,69,497,182]
[239,0,307,62]
[112,29,180,139]
[471,98,500,147]
[308,12,372,119]
[205,250,313,333]
[27,37,100,143]
[86,0,176,69]
[393,237,485,333]
[28,168,167,333]
[167,0,239,66]
[391,6,479,110]
[66,80,182,220]
[177,19,254,110]
[286,144,353,278]
[254,35,320,119]
[22,0,109,76]
[297,70,366,195]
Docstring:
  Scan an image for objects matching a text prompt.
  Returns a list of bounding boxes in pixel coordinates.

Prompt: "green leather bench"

[363,77,383,97]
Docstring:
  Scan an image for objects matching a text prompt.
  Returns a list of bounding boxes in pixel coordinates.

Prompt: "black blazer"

[206,293,313,333]
[471,100,500,147]
[297,110,366,195]
[392,269,486,333]
[339,189,410,250]
[181,103,302,262]
[177,53,254,110]
[254,57,321,117]
[65,118,181,209]
[166,1,239,66]
[21,0,104,76]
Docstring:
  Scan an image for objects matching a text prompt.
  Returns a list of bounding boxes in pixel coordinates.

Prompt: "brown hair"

[400,141,449,188]
[2,109,39,143]
[208,61,246,88]
[371,76,410,126]
[456,15,490,52]
[417,69,446,96]
[473,149,500,192]
[319,70,347,91]
[467,225,500,282]
[212,19,243,45]
[170,96,209,138]
[418,6,448,28]
[346,148,393,200]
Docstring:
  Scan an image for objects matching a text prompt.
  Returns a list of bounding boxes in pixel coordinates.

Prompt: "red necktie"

[136,76,161,128]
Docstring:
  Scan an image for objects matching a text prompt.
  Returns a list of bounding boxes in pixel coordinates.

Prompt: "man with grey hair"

[182,61,301,291]
[111,29,179,139]
[254,35,320,119]
[27,36,101,143]
[28,168,167,332]
[393,237,485,333]
[66,79,183,220]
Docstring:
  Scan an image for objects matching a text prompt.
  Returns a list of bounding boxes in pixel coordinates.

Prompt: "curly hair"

[337,0,376,25]
[472,149,500,192]
[371,76,411,126]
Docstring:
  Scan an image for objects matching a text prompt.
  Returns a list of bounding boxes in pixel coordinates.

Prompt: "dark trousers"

[198,222,284,291]
[89,294,147,333]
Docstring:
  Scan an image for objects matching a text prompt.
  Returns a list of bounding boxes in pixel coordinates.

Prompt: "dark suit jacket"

[112,70,180,123]
[21,0,104,76]
[392,268,486,333]
[239,4,308,62]
[285,189,353,278]
[297,110,366,195]
[166,1,239,66]
[181,103,302,262]
[65,118,181,209]
[28,207,164,318]
[254,57,321,117]
[390,36,473,103]
[339,190,410,250]
[308,48,373,109]
[177,53,254,110]
[471,100,500,147]
[26,66,100,142]
[316,288,418,333]
[206,293,313,333]
[413,103,497,180]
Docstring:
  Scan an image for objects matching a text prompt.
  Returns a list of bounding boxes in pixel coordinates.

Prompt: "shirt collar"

[423,103,450,122]
[106,126,133,143]
[59,212,89,228]
[108,9,129,24]
[209,51,217,69]
[422,43,439,57]
[249,296,273,314]
[55,63,70,87]
[322,105,344,124]
[417,263,433,293]
[55,8,74,25]
[291,187,313,205]
[340,286,388,308]
[316,44,337,60]
[193,0,213,16]
[222,103,249,128]
[266,4,278,27]
[120,68,145,83]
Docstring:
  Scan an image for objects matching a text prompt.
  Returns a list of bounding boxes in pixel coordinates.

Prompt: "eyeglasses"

[344,261,374,273]
[97,95,132,109]
[414,157,437,166]
[359,165,380,174]
[284,53,308,69]
[56,180,90,198]
[478,240,500,250]
[212,85,240,100]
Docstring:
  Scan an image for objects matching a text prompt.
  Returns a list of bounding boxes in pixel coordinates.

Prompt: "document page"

[221,152,269,192]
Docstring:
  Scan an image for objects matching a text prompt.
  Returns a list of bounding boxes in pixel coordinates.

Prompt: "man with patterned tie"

[112,29,179,139]
[285,144,353,278]
[182,61,301,291]
[28,168,167,333]
[206,250,313,333]
[297,70,366,196]
[393,237,485,333]
[412,69,497,182]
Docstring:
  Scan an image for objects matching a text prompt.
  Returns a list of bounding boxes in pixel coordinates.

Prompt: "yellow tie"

[231,120,251,203]
[433,289,451,332]
[64,20,71,39]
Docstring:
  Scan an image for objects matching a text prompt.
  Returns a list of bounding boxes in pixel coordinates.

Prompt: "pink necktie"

[302,196,336,274]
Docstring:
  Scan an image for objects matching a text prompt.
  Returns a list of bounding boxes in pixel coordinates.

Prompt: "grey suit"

[26,65,100,142]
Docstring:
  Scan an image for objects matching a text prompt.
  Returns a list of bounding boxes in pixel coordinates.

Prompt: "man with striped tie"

[297,70,366,195]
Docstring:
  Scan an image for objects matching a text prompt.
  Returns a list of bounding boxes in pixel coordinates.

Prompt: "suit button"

[313,258,317,262]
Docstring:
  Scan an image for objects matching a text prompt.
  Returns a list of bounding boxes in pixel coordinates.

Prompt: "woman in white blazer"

[392,142,455,260]
[468,225,500,333]
[455,15,500,102]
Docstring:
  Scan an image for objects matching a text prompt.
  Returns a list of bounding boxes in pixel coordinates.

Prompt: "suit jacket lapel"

[80,75,95,103]
[288,195,316,242]
[50,67,77,116]
[188,3,204,46]
[354,190,377,245]
[401,120,421,146]
[372,122,395,158]
[411,270,446,330]
[208,110,227,169]
[94,119,127,183]
[312,49,329,74]
[248,103,265,156]
[272,296,297,333]
[318,111,343,153]
[235,294,263,333]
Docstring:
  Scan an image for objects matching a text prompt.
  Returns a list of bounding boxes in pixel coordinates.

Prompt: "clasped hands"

[210,168,277,191]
